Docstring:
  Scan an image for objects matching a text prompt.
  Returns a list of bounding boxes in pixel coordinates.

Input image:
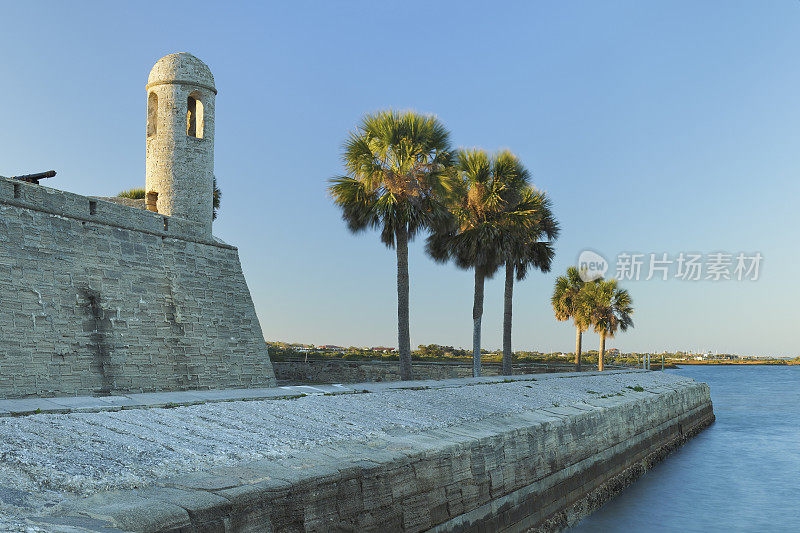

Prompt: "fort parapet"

[0,177,275,398]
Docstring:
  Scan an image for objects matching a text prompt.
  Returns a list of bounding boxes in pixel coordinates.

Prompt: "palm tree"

[580,279,634,371]
[116,177,222,220]
[328,110,453,381]
[427,149,535,377]
[551,266,590,371]
[212,177,222,220]
[117,188,146,199]
[501,187,559,375]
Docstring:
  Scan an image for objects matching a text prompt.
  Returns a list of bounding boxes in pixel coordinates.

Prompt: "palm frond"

[552,266,585,325]
[578,279,635,337]
[329,110,454,248]
[117,188,146,199]
[428,149,560,282]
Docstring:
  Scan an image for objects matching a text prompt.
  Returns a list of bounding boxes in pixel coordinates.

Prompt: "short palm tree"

[212,177,222,220]
[427,149,535,377]
[501,187,559,375]
[117,177,221,220]
[117,188,146,199]
[580,278,634,371]
[328,110,453,380]
[551,266,590,371]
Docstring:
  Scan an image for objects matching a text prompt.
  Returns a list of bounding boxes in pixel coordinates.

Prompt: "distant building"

[370,347,396,353]
[318,345,346,352]
[289,344,314,352]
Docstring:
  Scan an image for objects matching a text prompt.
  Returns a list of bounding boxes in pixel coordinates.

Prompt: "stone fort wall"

[272,359,588,384]
[0,177,275,399]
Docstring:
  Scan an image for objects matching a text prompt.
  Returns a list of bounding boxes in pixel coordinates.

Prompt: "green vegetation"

[650,351,797,365]
[580,279,634,371]
[116,177,221,219]
[117,188,146,199]
[552,267,589,372]
[500,186,558,376]
[268,341,647,368]
[417,344,470,359]
[322,111,647,378]
[552,271,635,372]
[627,385,645,392]
[271,341,796,371]
[426,149,552,377]
[212,177,221,220]
[328,110,453,380]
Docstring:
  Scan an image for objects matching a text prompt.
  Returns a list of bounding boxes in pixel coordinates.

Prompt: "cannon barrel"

[11,170,56,184]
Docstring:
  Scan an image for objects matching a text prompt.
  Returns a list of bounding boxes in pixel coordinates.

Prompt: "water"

[571,365,800,532]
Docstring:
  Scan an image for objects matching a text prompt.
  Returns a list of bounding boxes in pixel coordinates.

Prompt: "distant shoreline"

[674,361,798,366]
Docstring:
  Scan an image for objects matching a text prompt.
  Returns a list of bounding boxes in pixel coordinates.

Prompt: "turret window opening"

[147,92,158,137]
[187,93,204,139]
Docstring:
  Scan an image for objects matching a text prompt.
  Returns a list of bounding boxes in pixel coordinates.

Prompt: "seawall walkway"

[0,370,713,532]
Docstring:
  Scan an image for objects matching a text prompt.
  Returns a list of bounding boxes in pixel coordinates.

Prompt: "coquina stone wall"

[0,177,275,398]
[273,359,588,383]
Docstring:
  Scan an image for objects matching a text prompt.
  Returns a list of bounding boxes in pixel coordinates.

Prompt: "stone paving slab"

[0,398,67,416]
[189,387,292,402]
[25,515,125,532]
[0,369,645,418]
[46,397,118,410]
[123,391,208,406]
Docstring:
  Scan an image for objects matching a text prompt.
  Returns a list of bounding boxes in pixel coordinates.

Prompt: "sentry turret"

[145,53,216,234]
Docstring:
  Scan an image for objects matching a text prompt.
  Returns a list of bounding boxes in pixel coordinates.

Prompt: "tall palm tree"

[427,149,535,377]
[328,110,453,381]
[580,279,634,371]
[501,187,559,375]
[551,266,590,371]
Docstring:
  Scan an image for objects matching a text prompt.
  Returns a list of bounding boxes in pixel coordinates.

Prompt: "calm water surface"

[571,365,800,532]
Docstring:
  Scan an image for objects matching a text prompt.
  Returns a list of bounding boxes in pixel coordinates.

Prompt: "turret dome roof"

[147,52,216,93]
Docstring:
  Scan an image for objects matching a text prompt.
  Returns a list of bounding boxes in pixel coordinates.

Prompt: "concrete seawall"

[5,371,713,532]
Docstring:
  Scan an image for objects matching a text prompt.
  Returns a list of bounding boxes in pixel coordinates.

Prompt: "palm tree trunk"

[574,328,582,372]
[502,262,514,376]
[396,225,412,381]
[472,267,485,378]
[599,333,606,371]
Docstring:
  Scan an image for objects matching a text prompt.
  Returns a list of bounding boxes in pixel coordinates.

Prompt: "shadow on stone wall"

[79,288,114,395]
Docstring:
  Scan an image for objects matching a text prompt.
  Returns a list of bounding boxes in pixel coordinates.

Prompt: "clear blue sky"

[2,1,797,356]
